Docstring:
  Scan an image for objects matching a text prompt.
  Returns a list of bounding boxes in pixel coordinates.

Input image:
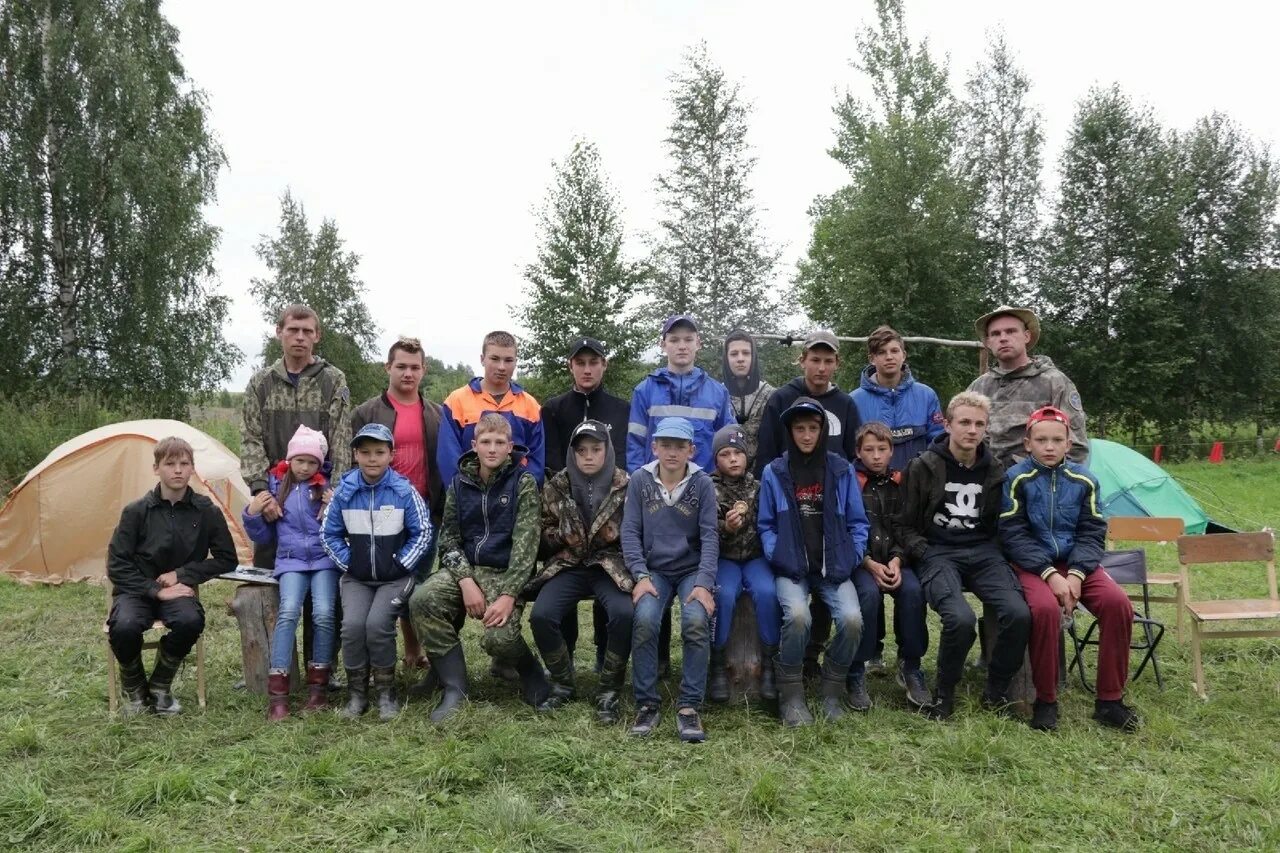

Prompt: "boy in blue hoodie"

[622,417,719,742]
[758,397,870,726]
[322,423,433,721]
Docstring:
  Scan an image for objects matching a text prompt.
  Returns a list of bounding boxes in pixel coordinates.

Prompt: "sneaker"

[846,668,872,711]
[1093,699,1141,732]
[675,708,707,743]
[865,655,887,677]
[1031,700,1059,732]
[629,704,661,737]
[897,662,932,709]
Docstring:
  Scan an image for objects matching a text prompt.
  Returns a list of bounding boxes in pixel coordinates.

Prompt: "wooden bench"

[223,574,298,695]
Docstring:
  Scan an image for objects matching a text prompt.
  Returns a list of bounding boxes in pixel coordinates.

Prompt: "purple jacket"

[242,469,336,577]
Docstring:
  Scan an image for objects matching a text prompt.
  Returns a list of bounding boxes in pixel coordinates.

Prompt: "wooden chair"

[1107,516,1186,640]
[105,585,207,714]
[1177,531,1279,699]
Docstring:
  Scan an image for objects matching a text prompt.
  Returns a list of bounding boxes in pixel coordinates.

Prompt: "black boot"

[758,645,778,700]
[341,667,369,718]
[819,658,850,722]
[118,657,151,717]
[536,643,576,712]
[428,646,469,723]
[924,683,956,720]
[371,666,400,721]
[982,674,1017,719]
[707,647,730,704]
[148,651,185,716]
[1031,700,1059,731]
[775,657,814,727]
[514,649,551,708]
[595,649,627,725]
[407,666,440,700]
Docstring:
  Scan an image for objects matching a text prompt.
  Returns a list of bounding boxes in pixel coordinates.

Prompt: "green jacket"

[532,467,631,594]
[241,357,351,493]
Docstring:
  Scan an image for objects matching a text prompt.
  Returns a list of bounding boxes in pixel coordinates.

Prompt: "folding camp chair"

[1067,548,1166,691]
[105,584,207,715]
[1106,516,1186,641]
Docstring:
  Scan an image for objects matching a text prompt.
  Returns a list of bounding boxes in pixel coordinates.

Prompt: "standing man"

[541,337,629,475]
[968,306,1088,469]
[242,304,352,569]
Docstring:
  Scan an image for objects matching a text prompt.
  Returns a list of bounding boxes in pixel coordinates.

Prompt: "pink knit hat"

[286,425,328,462]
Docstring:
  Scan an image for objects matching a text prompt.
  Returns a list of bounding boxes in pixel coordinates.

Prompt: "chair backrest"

[1098,548,1148,586]
[1176,531,1277,603]
[1107,516,1185,549]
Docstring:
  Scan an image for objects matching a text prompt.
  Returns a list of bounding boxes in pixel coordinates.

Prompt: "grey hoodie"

[566,423,618,527]
[620,460,719,590]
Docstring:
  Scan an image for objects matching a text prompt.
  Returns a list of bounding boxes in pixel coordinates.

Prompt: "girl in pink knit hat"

[243,425,339,720]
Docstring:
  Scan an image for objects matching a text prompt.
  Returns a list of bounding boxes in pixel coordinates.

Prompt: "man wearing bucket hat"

[968,306,1088,469]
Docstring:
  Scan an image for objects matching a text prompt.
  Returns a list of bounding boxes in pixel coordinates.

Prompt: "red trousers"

[1018,565,1133,702]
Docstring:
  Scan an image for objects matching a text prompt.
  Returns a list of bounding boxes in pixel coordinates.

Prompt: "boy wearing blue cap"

[622,416,719,742]
[322,423,433,720]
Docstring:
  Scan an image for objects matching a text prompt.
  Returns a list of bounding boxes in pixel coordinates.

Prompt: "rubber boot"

[118,657,151,718]
[266,671,290,721]
[340,667,369,718]
[706,647,730,703]
[514,649,551,708]
[302,663,330,712]
[819,658,850,722]
[775,658,814,727]
[924,683,956,720]
[407,666,440,700]
[371,665,400,721]
[758,645,778,701]
[595,648,628,724]
[428,646,469,723]
[148,650,185,716]
[536,644,576,712]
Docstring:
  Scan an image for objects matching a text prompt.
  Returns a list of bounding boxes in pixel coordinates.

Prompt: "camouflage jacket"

[730,381,775,468]
[241,358,351,493]
[531,467,631,594]
[712,471,762,562]
[436,454,540,602]
[968,355,1088,470]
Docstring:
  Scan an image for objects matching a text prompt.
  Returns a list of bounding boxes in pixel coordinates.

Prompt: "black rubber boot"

[340,667,369,718]
[707,647,730,704]
[148,651,185,716]
[428,646,469,723]
[118,657,151,717]
[775,658,814,727]
[819,658,850,722]
[514,649,551,708]
[758,645,778,700]
[981,674,1017,719]
[407,666,440,699]
[924,683,956,720]
[595,649,627,725]
[536,643,576,712]
[1031,699,1059,731]
[371,666,400,721]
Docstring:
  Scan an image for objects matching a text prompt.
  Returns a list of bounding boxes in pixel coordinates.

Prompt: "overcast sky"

[164,0,1280,388]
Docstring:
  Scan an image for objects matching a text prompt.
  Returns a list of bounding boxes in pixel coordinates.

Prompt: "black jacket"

[540,385,630,476]
[350,391,445,521]
[856,462,907,567]
[107,486,237,598]
[893,437,1007,566]
[754,377,862,477]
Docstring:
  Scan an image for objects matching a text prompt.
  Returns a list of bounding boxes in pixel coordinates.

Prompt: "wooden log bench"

[722,594,765,702]
[226,581,298,695]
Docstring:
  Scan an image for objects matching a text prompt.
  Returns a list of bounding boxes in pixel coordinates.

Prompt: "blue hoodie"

[627,366,736,473]
[851,364,945,470]
[322,465,433,582]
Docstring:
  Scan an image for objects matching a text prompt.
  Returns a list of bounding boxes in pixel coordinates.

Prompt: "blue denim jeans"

[775,575,863,669]
[270,569,340,671]
[713,557,781,649]
[851,567,928,671]
[632,571,711,708]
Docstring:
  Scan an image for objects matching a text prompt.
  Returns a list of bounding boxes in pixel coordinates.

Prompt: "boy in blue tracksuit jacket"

[758,397,870,726]
[322,423,432,720]
[626,314,737,473]
[851,326,945,471]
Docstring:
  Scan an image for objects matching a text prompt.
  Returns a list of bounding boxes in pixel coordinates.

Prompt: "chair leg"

[106,636,118,716]
[1137,621,1165,690]
[1175,584,1185,644]
[196,634,207,710]
[1069,619,1096,693]
[1190,621,1206,699]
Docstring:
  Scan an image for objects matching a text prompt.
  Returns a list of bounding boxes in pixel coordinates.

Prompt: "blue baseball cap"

[652,417,695,442]
[351,422,394,448]
[661,314,699,336]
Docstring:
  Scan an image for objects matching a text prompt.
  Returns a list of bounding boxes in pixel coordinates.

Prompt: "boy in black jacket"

[106,437,237,716]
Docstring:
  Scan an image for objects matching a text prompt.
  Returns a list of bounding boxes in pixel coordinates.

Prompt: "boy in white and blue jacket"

[322,423,432,720]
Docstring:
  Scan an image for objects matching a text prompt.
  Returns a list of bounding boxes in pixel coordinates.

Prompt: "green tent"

[1088,439,1211,534]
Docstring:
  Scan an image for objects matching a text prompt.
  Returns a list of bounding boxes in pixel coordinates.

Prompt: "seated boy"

[850,421,930,710]
[622,417,718,742]
[893,391,1030,721]
[528,420,633,723]
[758,398,870,726]
[106,436,236,716]
[708,424,780,703]
[323,423,433,720]
[410,413,549,722]
[1000,406,1140,732]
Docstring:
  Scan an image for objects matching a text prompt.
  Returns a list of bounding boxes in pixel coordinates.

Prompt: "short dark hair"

[386,336,425,365]
[482,330,518,355]
[856,421,893,448]
[154,436,194,466]
[866,325,904,355]
[277,304,320,332]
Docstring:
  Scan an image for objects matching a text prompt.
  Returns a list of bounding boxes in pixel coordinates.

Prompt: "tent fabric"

[1087,438,1211,535]
[0,419,253,584]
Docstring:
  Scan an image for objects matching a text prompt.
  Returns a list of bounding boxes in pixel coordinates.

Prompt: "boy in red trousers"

[999,406,1141,732]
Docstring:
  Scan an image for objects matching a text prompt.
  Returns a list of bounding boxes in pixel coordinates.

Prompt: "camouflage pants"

[409,566,532,662]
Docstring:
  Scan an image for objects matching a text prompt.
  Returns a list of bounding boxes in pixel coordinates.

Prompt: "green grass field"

[2,458,1279,851]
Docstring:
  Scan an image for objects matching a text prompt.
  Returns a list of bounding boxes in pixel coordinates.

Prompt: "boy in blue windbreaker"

[758,397,870,726]
[322,423,432,721]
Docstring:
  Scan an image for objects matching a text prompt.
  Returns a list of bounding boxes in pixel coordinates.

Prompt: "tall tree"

[797,0,983,395]
[250,191,382,404]
[1040,86,1184,440]
[0,0,237,416]
[962,31,1044,307]
[647,42,780,349]
[514,139,647,391]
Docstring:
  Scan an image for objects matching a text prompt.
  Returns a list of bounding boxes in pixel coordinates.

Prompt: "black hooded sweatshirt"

[754,377,861,478]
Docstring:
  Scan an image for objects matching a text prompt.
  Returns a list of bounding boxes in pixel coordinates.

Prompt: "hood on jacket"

[781,396,829,464]
[985,353,1058,380]
[722,329,762,397]
[926,432,993,471]
[270,356,334,383]
[858,363,918,397]
[567,420,617,525]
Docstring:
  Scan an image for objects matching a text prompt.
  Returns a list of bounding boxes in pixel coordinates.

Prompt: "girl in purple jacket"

[243,425,338,720]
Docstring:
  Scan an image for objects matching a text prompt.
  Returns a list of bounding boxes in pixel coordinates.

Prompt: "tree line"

[2,0,1277,443]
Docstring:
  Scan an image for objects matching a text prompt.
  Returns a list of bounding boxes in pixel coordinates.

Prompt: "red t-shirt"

[389,396,428,498]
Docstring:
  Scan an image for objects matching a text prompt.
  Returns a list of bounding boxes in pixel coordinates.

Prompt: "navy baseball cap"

[351,423,394,448]
[661,314,699,336]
